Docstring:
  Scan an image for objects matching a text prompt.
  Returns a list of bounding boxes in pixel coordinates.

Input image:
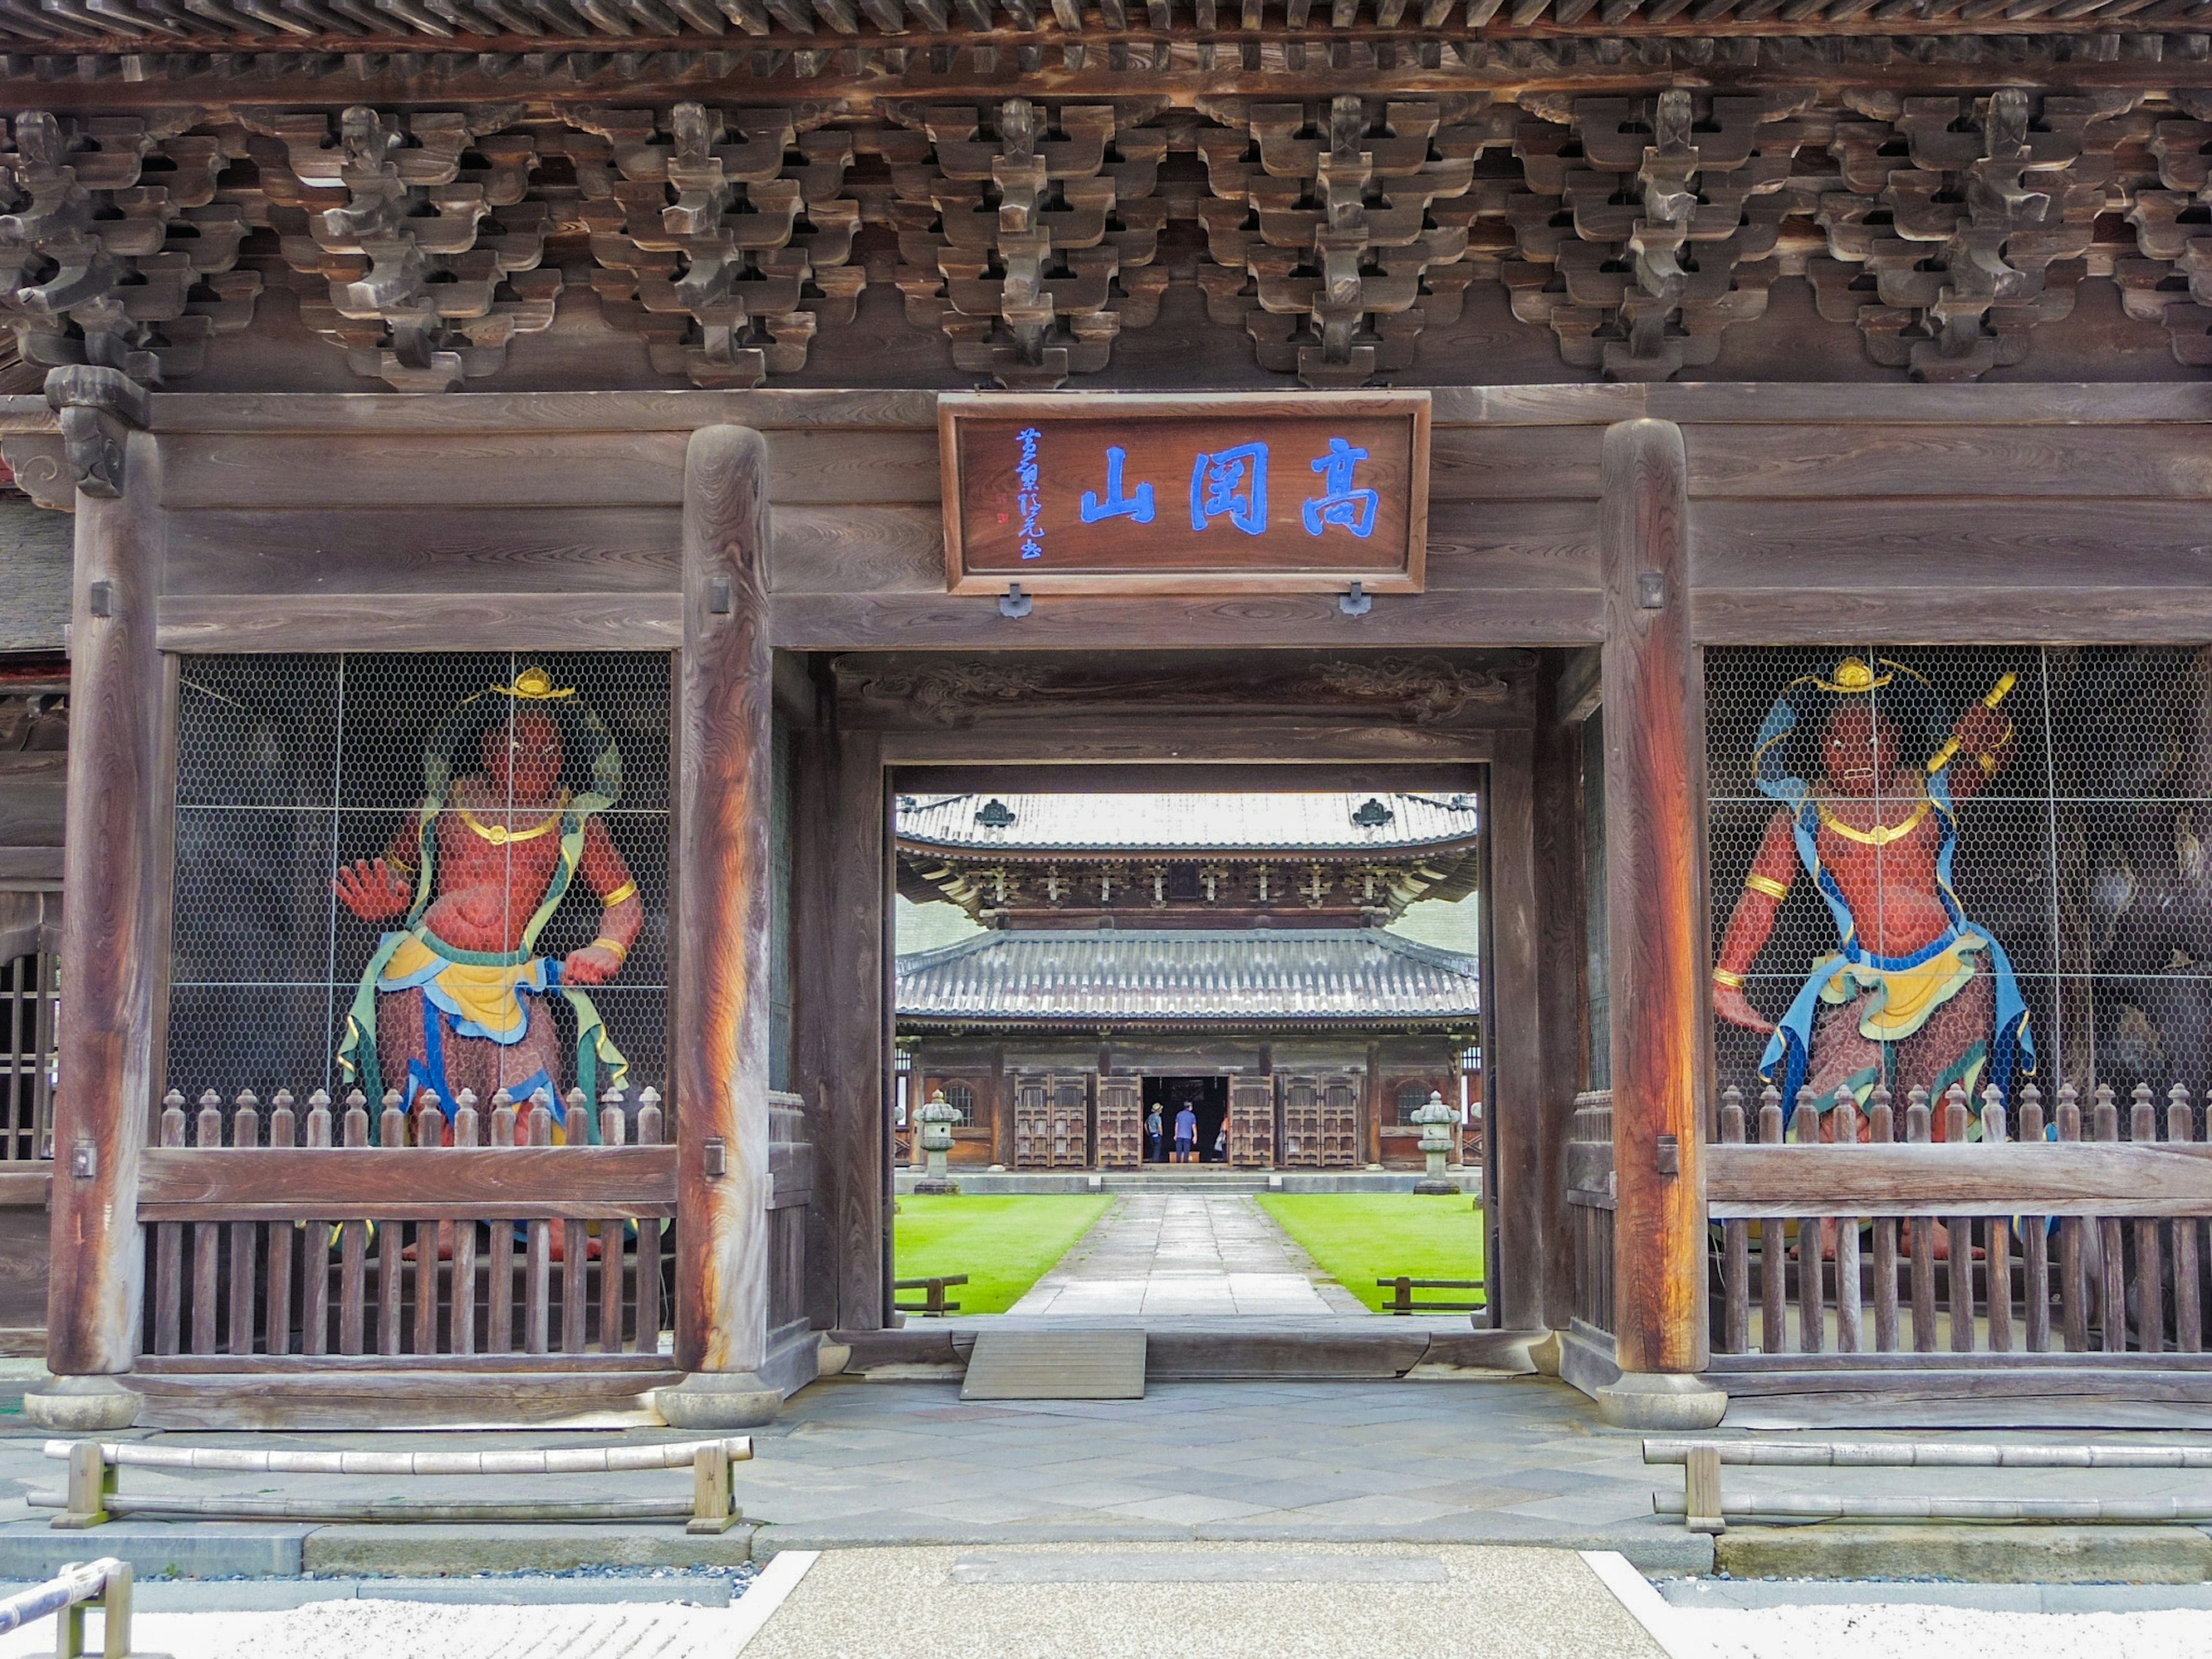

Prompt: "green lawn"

[1257,1193,1487,1313]
[893,1194,1112,1316]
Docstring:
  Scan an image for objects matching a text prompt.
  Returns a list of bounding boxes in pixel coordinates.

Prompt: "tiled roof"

[895,928,1482,1028]
[895,792,1479,854]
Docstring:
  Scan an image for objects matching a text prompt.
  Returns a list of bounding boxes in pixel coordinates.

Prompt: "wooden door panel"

[1228,1077,1275,1168]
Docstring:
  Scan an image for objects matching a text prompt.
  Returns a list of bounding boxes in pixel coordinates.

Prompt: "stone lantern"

[914,1088,961,1195]
[1411,1090,1457,1194]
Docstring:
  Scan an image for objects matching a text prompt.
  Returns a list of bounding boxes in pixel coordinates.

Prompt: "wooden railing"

[1709,1080,2212,1362]
[1567,1089,1616,1339]
[141,1085,675,1362]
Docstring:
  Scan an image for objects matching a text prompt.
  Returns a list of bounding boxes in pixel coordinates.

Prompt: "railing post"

[1596,416,1724,1430]
[33,369,159,1433]
[659,423,799,1430]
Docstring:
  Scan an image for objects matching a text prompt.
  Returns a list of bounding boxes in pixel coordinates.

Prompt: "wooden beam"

[1485,726,1543,1332]
[672,423,775,1377]
[137,1146,678,1221]
[156,594,682,653]
[1600,416,1707,1378]
[892,762,1489,794]
[48,425,162,1379]
[1708,1143,2212,1217]
[878,720,1497,766]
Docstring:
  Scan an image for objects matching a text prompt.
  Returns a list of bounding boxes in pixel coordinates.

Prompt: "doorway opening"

[1147,1075,1228,1162]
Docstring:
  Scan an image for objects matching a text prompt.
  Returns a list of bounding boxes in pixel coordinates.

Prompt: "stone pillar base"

[1411,1179,1456,1195]
[654,1372,786,1429]
[1594,1370,1728,1431]
[24,1374,142,1431]
[911,1179,959,1195]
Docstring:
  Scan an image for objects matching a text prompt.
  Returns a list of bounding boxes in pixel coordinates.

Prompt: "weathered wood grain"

[1685,424,2212,499]
[162,508,682,596]
[1695,588,2212,647]
[137,1147,680,1220]
[1534,658,1589,1333]
[823,724,889,1330]
[1600,415,1706,1378]
[47,429,162,1378]
[878,718,1495,767]
[158,432,687,510]
[146,389,942,436]
[673,423,775,1377]
[1708,1142,2212,1216]
[1487,727,1541,1334]
[157,594,683,653]
[769,590,1605,650]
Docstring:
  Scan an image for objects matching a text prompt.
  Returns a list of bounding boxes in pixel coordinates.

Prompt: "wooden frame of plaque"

[939,391,1431,596]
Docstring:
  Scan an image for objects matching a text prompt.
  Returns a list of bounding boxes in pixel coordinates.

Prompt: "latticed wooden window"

[1395,1080,1433,1124]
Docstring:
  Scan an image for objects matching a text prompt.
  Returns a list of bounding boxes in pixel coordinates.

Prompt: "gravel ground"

[0,1596,750,1658]
[1687,1605,2212,1658]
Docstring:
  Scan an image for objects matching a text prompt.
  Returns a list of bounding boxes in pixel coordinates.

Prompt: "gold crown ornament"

[497,666,577,701]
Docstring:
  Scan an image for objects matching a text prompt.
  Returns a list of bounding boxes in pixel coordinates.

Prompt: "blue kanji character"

[1080,445,1157,525]
[1188,442,1270,535]
[1016,427,1046,559]
[1302,437,1380,539]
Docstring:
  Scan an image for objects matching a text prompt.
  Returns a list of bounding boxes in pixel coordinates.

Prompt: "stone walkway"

[1005,1195,1372,1318]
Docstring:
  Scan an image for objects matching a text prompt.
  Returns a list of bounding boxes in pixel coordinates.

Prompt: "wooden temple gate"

[13,383,2212,1429]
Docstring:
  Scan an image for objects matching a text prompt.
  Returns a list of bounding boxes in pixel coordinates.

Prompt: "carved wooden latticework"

[1196,95,1490,386]
[244,105,556,394]
[889,99,1170,388]
[0,112,260,388]
[1095,1074,1142,1169]
[1012,1071,1089,1168]
[1806,89,2124,382]
[23,86,2212,393]
[569,102,863,389]
[1508,90,1811,381]
[1226,1074,1275,1168]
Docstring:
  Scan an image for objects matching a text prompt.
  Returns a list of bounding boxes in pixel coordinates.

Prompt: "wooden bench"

[895,1274,968,1316]
[1376,1277,1487,1315]
[37,1436,752,1535]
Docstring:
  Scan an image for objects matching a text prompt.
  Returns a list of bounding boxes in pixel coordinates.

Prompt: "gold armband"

[601,880,638,907]
[589,936,630,963]
[1712,967,1748,990]
[1744,872,1790,902]
[385,853,415,874]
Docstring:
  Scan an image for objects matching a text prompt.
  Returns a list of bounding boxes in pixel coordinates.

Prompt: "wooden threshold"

[127,1366,683,1431]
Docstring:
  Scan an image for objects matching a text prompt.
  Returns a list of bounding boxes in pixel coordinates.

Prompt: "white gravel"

[0,1597,745,1659]
[1687,1605,2212,1659]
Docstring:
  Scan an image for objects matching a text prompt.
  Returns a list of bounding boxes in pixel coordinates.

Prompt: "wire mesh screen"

[1708,646,2212,1107]
[168,653,673,1119]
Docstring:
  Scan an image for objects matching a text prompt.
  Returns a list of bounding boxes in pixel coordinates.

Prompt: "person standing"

[1173,1100,1198,1164]
[1146,1103,1164,1164]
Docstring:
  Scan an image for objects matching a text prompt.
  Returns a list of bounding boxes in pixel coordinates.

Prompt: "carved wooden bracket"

[0,111,262,389]
[884,97,1169,389]
[243,104,555,393]
[567,101,862,389]
[11,88,2212,392]
[44,363,149,499]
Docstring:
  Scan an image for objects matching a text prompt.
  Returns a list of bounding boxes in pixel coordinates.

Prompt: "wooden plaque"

[940,391,1430,596]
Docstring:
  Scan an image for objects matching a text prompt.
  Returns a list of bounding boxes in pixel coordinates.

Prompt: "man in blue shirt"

[1173,1103,1198,1163]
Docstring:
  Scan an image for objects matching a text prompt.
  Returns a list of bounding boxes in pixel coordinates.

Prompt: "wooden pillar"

[1533,658,1589,1334]
[42,373,160,1418]
[1363,1039,1382,1166]
[824,725,888,1330]
[661,424,785,1426]
[1486,727,1544,1333]
[1600,418,1714,1396]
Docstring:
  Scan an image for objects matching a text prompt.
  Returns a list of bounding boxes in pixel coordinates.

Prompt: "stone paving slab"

[1006,1195,1373,1319]
[740,1543,1670,1659]
[0,1369,2210,1580]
